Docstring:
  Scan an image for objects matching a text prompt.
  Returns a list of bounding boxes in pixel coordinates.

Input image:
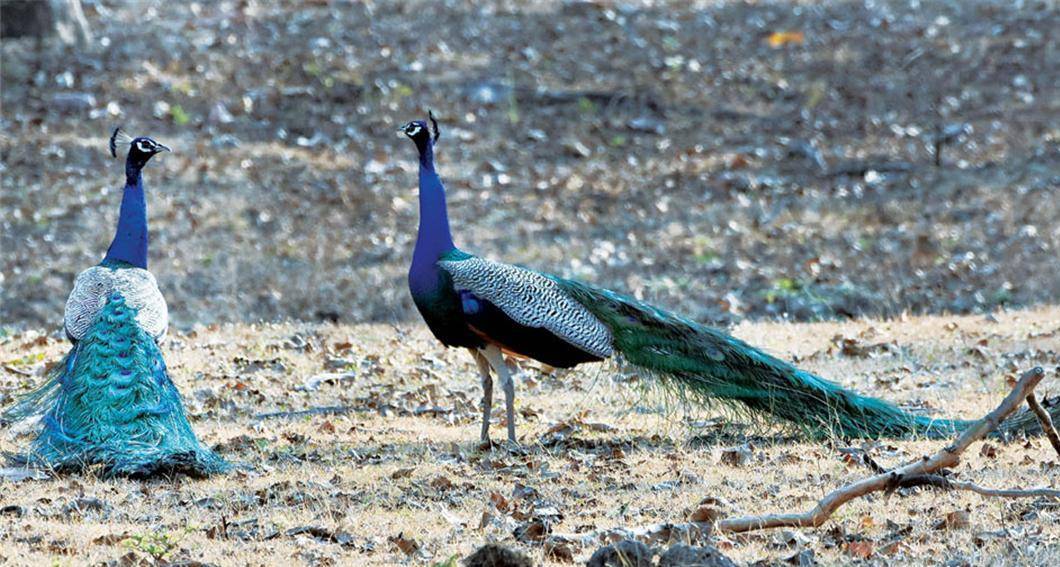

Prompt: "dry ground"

[1,307,1058,566]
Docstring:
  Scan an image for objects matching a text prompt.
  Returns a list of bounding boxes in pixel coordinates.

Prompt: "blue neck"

[411,142,455,275]
[103,170,149,269]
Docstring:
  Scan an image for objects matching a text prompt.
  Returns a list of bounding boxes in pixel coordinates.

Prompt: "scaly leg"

[472,349,494,445]
[482,345,517,444]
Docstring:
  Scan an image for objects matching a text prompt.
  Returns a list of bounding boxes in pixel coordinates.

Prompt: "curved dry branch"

[714,367,1050,533]
[1026,391,1060,457]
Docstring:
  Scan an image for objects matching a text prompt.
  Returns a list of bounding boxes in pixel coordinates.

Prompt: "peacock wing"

[437,255,613,359]
[64,266,169,341]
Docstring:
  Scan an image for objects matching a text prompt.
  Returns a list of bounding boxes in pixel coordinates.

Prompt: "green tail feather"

[1,351,68,427]
[2,294,227,477]
[556,278,1057,440]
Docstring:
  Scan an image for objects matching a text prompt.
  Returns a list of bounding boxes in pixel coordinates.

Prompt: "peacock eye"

[136,140,151,153]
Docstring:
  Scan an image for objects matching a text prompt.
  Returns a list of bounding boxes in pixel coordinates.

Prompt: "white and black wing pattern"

[64,266,169,341]
[437,256,614,358]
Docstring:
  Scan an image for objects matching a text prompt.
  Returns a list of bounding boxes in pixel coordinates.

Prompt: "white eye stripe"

[406,125,422,136]
[136,140,151,152]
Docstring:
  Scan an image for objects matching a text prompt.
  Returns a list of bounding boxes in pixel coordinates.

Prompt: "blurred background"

[1,0,1057,332]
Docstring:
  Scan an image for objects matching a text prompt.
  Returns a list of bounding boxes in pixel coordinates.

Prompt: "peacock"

[399,113,1057,446]
[1,128,227,478]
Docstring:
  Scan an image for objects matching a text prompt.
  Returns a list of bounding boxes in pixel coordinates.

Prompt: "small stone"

[208,102,235,124]
[785,549,817,566]
[50,92,97,112]
[463,543,533,567]
[564,139,592,158]
[587,539,653,567]
[0,505,24,517]
[658,544,736,567]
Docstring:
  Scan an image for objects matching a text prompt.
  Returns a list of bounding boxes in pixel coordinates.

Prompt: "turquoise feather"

[3,294,227,477]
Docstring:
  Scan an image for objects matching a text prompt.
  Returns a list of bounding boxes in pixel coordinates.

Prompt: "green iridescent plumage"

[555,277,1056,439]
[3,294,227,477]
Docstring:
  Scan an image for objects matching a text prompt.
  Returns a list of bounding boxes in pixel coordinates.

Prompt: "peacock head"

[110,127,170,172]
[399,110,440,153]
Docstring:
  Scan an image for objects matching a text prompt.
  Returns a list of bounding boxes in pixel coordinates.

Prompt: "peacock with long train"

[1,129,227,477]
[399,113,1056,445]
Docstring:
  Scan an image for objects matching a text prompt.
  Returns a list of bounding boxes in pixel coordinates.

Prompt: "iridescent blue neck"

[411,142,455,274]
[103,169,148,269]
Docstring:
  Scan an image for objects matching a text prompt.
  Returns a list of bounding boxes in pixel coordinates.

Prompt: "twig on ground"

[1026,391,1060,457]
[849,456,1060,499]
[2,365,33,377]
[255,405,358,420]
[713,367,1050,533]
[893,474,1060,499]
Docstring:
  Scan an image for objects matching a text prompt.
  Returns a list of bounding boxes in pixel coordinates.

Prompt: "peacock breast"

[409,264,483,349]
[64,265,169,341]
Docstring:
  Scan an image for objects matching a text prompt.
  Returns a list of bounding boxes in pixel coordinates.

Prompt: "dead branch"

[889,474,1060,499]
[1026,391,1060,457]
[2,365,33,377]
[713,367,1050,533]
[254,405,358,420]
[935,478,1060,499]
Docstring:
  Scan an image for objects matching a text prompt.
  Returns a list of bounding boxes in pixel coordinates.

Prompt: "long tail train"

[2,294,227,477]
[556,278,1059,439]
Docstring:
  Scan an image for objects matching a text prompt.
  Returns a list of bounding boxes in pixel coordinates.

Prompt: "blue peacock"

[1,128,227,477]
[400,113,1057,445]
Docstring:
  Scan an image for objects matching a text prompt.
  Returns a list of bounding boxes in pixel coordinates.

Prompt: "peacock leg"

[482,345,516,444]
[472,349,494,444]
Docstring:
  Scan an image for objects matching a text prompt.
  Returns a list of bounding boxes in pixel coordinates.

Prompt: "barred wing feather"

[438,256,613,359]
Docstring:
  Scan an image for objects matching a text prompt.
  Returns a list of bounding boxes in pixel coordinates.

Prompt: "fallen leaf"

[544,537,575,563]
[979,443,997,459]
[689,504,724,523]
[935,510,971,530]
[719,445,753,467]
[489,491,510,513]
[514,519,548,542]
[92,533,131,546]
[844,540,874,559]
[388,533,420,555]
[767,31,805,48]
[880,540,912,556]
[430,475,454,490]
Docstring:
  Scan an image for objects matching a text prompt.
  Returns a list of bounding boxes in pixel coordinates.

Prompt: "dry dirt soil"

[1,307,1059,566]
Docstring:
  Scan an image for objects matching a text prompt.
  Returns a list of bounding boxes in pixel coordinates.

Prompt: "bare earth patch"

[1,307,1058,565]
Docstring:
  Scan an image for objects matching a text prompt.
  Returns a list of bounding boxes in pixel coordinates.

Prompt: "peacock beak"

[157,143,171,152]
